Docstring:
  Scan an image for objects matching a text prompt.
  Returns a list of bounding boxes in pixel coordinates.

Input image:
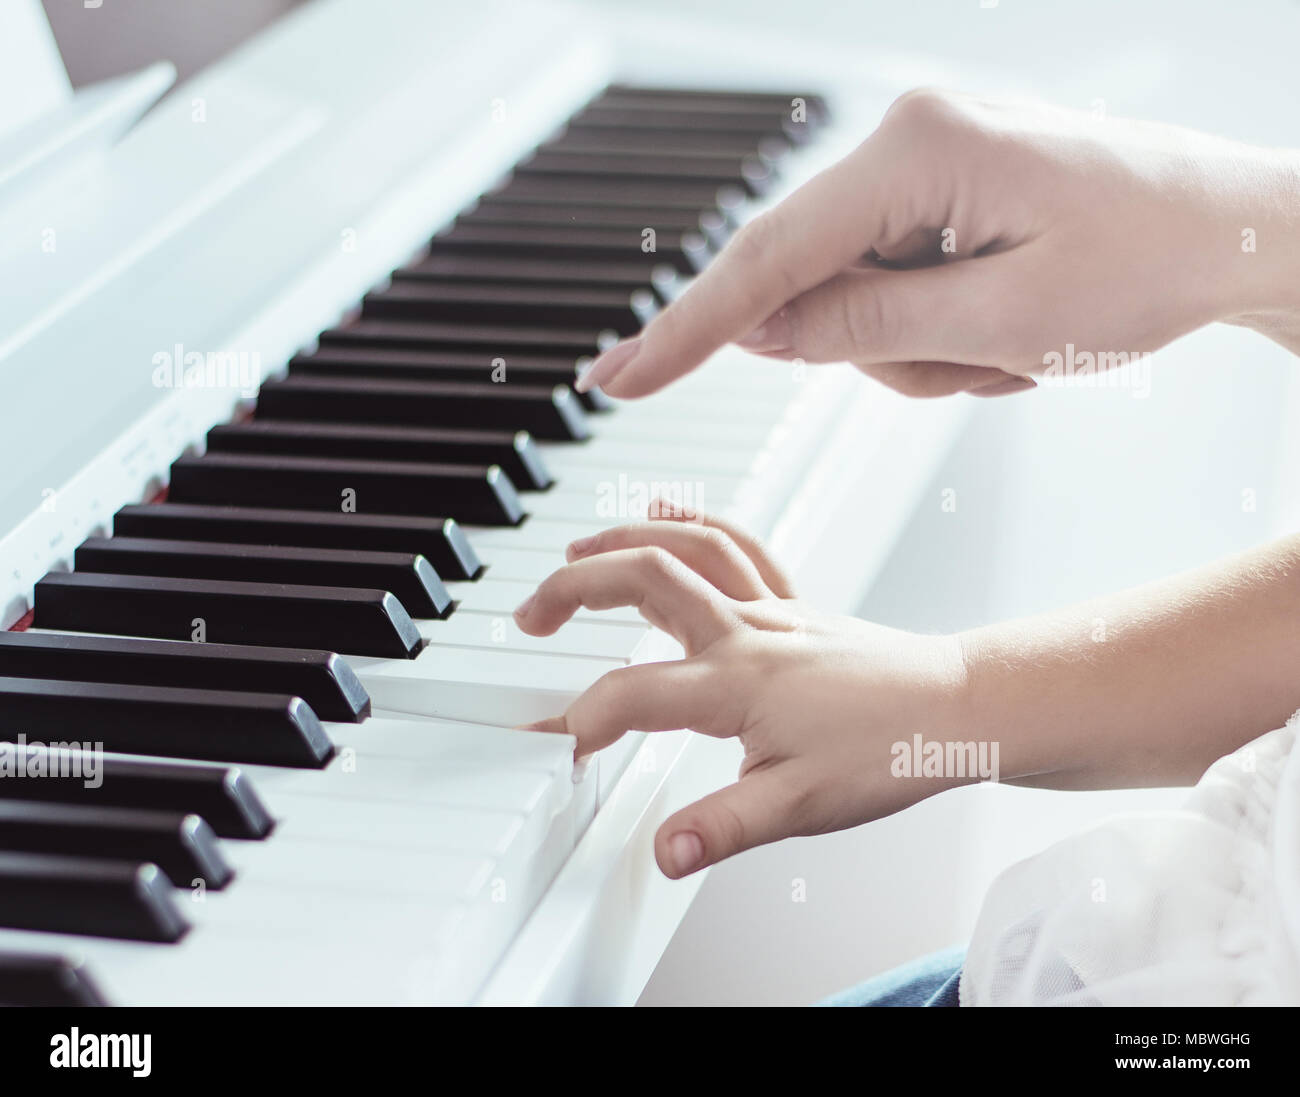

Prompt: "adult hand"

[579,90,1300,400]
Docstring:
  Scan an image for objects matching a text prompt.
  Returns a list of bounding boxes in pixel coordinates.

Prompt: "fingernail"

[566,534,596,559]
[736,309,792,352]
[576,338,641,393]
[513,592,536,618]
[668,831,704,876]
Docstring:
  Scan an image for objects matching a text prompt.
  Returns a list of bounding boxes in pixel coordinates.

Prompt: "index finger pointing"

[592,136,895,398]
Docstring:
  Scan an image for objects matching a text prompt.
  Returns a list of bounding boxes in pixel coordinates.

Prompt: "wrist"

[911,629,1020,787]
[1220,147,1300,350]
[953,624,1062,785]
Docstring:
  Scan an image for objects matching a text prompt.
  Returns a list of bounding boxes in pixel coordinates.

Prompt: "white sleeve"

[961,722,1300,1006]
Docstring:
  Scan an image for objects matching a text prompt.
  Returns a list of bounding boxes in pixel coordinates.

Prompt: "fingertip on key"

[516,715,569,736]
[575,337,641,393]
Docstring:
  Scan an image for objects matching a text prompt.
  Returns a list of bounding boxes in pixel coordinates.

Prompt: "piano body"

[0,0,967,1005]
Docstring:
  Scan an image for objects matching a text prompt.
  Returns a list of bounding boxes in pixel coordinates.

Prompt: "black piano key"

[427,221,713,275]
[465,197,733,241]
[0,745,272,839]
[497,169,740,210]
[256,375,590,443]
[362,281,656,335]
[399,252,684,297]
[515,149,773,199]
[35,571,422,662]
[169,452,525,527]
[600,84,831,123]
[114,504,482,581]
[0,674,335,767]
[544,127,791,162]
[0,630,369,724]
[0,853,187,943]
[570,106,815,146]
[319,318,606,359]
[0,802,233,889]
[75,536,453,620]
[207,419,554,491]
[287,346,612,414]
[0,952,109,1006]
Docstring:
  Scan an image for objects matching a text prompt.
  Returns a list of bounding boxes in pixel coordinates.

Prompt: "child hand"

[514,511,977,878]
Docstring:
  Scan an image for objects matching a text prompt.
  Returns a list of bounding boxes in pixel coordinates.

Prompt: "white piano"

[0,0,966,1005]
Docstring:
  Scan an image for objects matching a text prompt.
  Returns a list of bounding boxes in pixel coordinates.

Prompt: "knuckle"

[729,211,779,267]
[841,284,879,357]
[780,775,825,836]
[883,86,961,133]
[586,667,622,707]
[530,568,561,603]
[703,800,749,857]
[840,279,894,359]
[727,212,800,304]
[634,544,677,581]
[579,667,631,725]
[696,525,734,555]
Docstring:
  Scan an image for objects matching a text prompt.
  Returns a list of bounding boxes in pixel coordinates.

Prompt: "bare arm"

[963,535,1300,789]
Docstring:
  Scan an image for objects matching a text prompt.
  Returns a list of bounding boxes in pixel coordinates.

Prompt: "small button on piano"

[0,0,968,1005]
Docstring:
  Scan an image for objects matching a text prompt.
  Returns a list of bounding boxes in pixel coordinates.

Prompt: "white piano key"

[466,517,637,552]
[0,921,464,1006]
[218,841,498,903]
[588,415,774,446]
[444,575,642,624]
[524,489,635,524]
[526,487,741,525]
[525,485,740,524]
[602,387,791,421]
[654,361,798,395]
[336,714,575,784]
[423,609,650,660]
[249,751,561,821]
[537,438,760,474]
[541,459,743,502]
[475,546,565,581]
[258,792,528,856]
[0,707,594,1004]
[348,644,622,726]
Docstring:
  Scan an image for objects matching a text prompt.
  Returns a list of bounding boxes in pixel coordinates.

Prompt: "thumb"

[654,767,808,878]
[742,256,1023,373]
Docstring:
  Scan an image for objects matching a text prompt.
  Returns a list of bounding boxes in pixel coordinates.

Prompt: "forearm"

[958,534,1300,789]
[1223,146,1300,356]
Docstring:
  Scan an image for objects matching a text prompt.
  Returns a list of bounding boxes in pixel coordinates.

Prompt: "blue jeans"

[817,946,965,1007]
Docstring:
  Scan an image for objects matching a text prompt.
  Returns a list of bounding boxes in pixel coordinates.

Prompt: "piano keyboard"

[0,82,845,1006]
